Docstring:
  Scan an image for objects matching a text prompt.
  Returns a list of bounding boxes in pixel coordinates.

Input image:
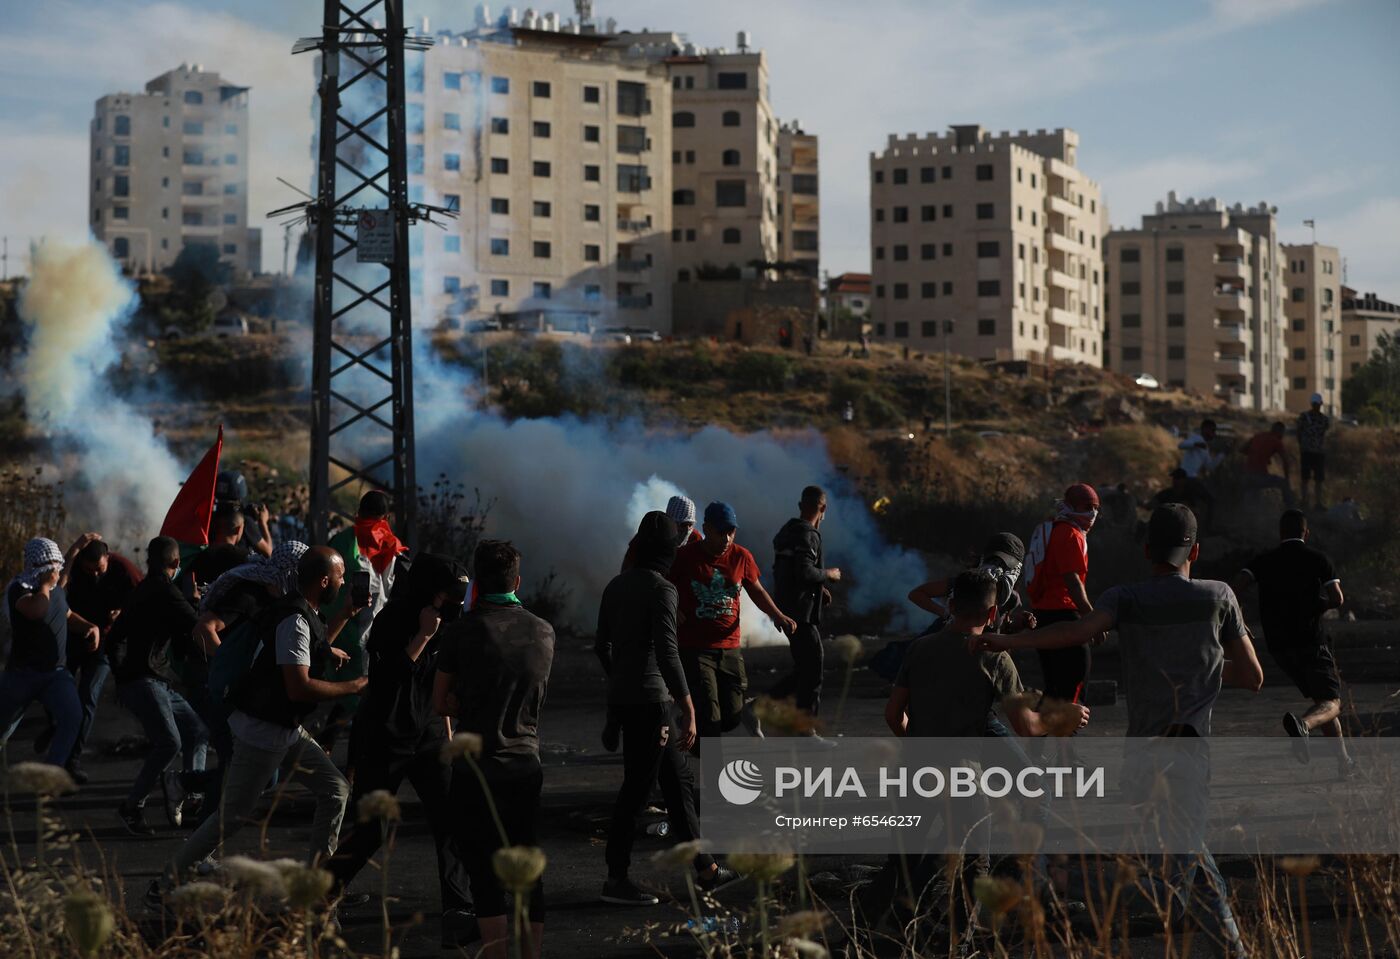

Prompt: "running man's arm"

[1323,580,1344,610]
[1002,700,1090,738]
[742,578,797,635]
[282,664,368,702]
[1221,631,1264,691]
[192,611,225,655]
[976,608,1116,652]
[906,578,951,615]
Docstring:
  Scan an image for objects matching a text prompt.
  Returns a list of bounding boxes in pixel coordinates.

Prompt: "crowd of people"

[0,449,1355,957]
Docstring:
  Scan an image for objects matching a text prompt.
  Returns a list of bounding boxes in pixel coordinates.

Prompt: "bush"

[731,350,793,392]
[416,475,493,566]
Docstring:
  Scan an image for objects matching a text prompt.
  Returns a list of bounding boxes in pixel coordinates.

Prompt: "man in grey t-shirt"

[979,505,1263,958]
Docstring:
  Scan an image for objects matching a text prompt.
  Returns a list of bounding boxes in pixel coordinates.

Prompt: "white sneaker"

[739,699,764,738]
[160,769,187,827]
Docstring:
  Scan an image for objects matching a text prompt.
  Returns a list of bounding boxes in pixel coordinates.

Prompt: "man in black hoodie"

[596,512,737,906]
[769,486,842,716]
[327,553,474,947]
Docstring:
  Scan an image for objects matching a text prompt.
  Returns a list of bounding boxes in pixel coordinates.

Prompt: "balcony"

[1047,230,1078,254]
[181,193,221,206]
[1213,317,1248,343]
[618,294,650,310]
[616,219,650,234]
[1213,381,1251,408]
[616,259,650,273]
[1048,268,1075,291]
[1214,285,1248,309]
[1048,193,1077,218]
[1213,256,1246,280]
[1214,351,1249,374]
[1048,306,1075,327]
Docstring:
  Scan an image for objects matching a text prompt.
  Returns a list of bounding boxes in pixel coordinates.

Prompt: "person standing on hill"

[1021,484,1101,706]
[768,486,842,717]
[1243,422,1295,507]
[1232,509,1350,776]
[1178,418,1223,479]
[1296,393,1330,510]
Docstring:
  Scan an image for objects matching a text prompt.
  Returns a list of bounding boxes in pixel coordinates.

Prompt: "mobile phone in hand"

[351,569,372,608]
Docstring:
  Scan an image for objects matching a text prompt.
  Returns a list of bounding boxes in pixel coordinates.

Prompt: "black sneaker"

[161,769,186,827]
[441,908,480,949]
[696,864,743,893]
[119,804,155,836]
[600,877,660,906]
[1283,713,1311,764]
[66,759,90,786]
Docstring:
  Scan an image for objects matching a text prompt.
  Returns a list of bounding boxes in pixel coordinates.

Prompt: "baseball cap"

[980,532,1025,571]
[703,501,739,531]
[1147,503,1198,565]
[1310,392,1323,405]
[1064,483,1100,512]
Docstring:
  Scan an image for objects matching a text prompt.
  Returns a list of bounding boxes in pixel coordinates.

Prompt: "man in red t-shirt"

[1022,484,1101,705]
[1243,422,1296,507]
[669,502,795,750]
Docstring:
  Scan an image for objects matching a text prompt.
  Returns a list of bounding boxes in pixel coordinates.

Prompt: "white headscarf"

[198,540,308,614]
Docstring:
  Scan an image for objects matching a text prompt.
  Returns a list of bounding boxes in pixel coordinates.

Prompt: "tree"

[161,243,232,334]
[1341,331,1400,425]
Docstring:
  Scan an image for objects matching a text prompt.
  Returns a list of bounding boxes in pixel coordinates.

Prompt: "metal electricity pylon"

[273,0,451,545]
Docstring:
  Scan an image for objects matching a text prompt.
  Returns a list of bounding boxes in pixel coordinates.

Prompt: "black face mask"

[438,596,465,623]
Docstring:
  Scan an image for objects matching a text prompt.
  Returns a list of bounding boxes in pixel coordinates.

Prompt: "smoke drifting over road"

[16,241,182,539]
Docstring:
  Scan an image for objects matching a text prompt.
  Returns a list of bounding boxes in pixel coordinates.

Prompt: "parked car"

[466,318,504,332]
[1133,372,1160,390]
[212,313,249,338]
[624,327,663,343]
[591,326,632,345]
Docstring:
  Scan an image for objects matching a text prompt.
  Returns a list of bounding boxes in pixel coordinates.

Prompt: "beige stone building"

[409,14,813,334]
[1281,243,1342,414]
[1104,194,1288,411]
[868,125,1104,365]
[90,64,259,275]
[776,122,819,277]
[1341,287,1400,378]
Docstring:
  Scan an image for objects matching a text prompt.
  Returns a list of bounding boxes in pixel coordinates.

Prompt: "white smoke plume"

[16,241,182,540]
[413,352,926,645]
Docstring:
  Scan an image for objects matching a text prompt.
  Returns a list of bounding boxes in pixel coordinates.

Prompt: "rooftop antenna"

[1303,218,1316,244]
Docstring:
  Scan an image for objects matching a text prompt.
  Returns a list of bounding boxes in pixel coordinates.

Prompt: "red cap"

[1065,483,1100,511]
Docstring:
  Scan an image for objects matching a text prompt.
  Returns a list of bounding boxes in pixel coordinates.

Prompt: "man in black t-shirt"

[434,540,554,958]
[1233,509,1348,772]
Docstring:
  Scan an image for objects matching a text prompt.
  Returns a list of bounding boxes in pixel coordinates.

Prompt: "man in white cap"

[620,495,700,571]
[1296,392,1330,510]
[0,535,102,769]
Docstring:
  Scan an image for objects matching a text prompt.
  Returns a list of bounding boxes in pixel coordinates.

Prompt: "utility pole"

[277,1,451,545]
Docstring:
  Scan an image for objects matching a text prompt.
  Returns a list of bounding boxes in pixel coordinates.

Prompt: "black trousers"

[605,702,714,880]
[1032,608,1089,702]
[451,763,544,920]
[327,738,471,914]
[768,621,824,714]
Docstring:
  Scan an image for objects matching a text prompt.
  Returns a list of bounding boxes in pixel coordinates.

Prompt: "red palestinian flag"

[160,426,223,546]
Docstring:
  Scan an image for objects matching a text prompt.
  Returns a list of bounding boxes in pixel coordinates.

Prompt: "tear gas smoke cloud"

[413,352,927,645]
[16,241,183,539]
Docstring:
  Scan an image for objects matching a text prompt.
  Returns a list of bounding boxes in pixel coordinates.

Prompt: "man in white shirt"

[1178,418,1223,479]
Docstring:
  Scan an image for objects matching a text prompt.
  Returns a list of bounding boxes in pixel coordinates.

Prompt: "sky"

[1,0,1397,297]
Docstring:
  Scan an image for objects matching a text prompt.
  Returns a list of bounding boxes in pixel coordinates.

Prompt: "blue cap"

[704,501,739,531]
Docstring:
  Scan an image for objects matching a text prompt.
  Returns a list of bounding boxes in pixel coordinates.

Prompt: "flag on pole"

[160,426,223,546]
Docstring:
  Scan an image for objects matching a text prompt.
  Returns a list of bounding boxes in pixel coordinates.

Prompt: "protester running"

[768,485,842,717]
[1022,484,1101,706]
[1242,422,1295,507]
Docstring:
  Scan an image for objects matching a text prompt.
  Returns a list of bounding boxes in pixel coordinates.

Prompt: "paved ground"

[3,633,1397,958]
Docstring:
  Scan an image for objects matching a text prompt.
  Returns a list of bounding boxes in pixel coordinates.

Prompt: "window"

[920,244,936,260]
[533,241,551,258]
[181,90,204,106]
[943,281,953,295]
[716,72,748,89]
[617,80,647,116]
[893,322,909,338]
[875,286,884,299]
[490,76,509,94]
[183,148,203,165]
[942,204,953,218]
[977,241,999,258]
[793,230,818,252]
[685,150,695,163]
[113,206,129,220]
[114,175,129,197]
[673,189,695,206]
[490,157,508,174]
[893,245,908,261]
[444,112,461,131]
[1122,346,1142,361]
[921,205,936,222]
[722,228,741,244]
[873,170,883,184]
[444,235,461,253]
[1166,280,1184,294]
[113,237,129,258]
[1121,281,1141,295]
[584,204,600,221]
[114,145,130,166]
[974,202,994,220]
[942,243,953,257]
[490,238,509,255]
[921,282,936,299]
[223,213,237,225]
[490,279,509,296]
[532,200,551,217]
[892,168,907,185]
[182,211,202,225]
[715,180,746,207]
[114,115,130,136]
[1168,345,1185,360]
[584,125,600,143]
[977,280,1000,297]
[874,210,884,223]
[722,149,740,166]
[444,153,461,171]
[533,160,551,177]
[1122,314,1141,328]
[409,144,424,174]
[444,72,461,90]
[1120,248,1140,263]
[1292,376,1308,390]
[583,244,600,262]
[224,154,237,165]
[225,123,238,135]
[490,117,509,134]
[490,197,509,214]
[1293,347,1307,361]
[722,110,740,127]
[792,174,817,195]
[893,206,908,223]
[1166,247,1184,262]
[183,119,205,134]
[1292,287,1305,302]
[533,282,552,299]
[533,121,551,138]
[1167,312,1184,327]
[920,166,935,183]
[673,111,695,128]
[617,164,649,192]
[973,319,994,336]
[976,164,993,181]
[584,164,601,182]
[874,247,884,260]
[894,283,909,299]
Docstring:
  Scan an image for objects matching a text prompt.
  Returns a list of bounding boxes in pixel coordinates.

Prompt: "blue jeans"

[985,713,1049,885]
[115,678,209,810]
[0,668,81,766]
[67,650,111,763]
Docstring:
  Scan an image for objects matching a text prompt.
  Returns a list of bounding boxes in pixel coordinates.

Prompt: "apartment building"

[828,272,871,317]
[1342,287,1400,377]
[410,22,672,329]
[1281,243,1342,413]
[1104,194,1288,411]
[90,64,259,275]
[868,125,1104,365]
[776,122,819,277]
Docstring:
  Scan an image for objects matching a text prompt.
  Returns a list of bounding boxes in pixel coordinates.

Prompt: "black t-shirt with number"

[1243,540,1338,650]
